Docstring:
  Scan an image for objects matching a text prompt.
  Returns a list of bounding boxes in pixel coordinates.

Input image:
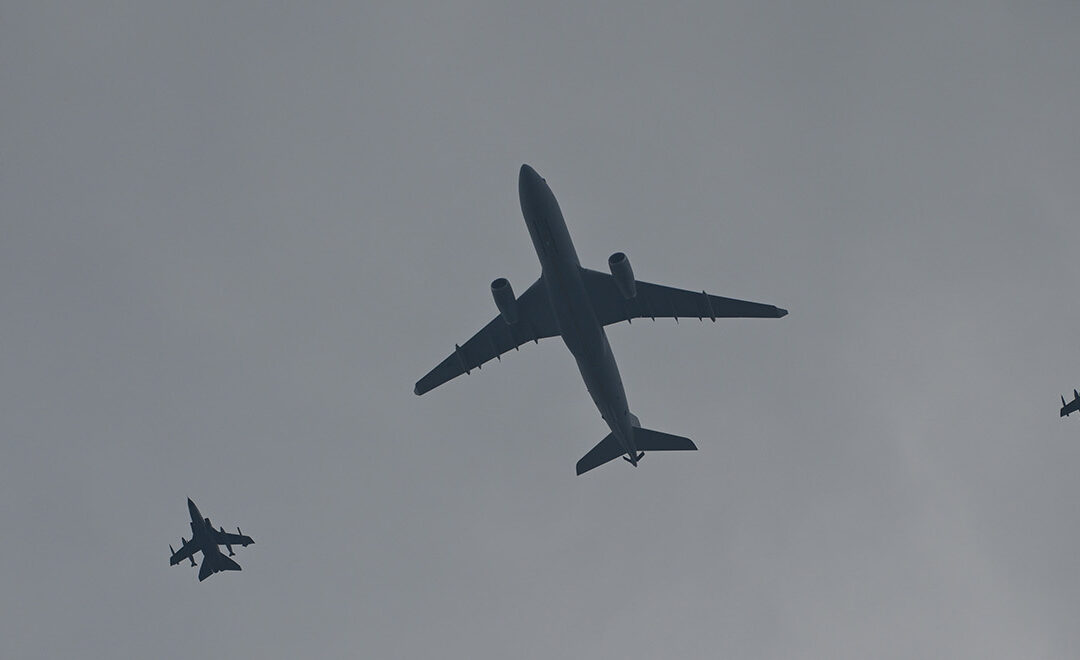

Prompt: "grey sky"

[2,1,1079,658]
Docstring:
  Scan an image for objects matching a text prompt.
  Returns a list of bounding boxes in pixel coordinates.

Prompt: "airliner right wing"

[580,268,787,326]
[414,278,561,395]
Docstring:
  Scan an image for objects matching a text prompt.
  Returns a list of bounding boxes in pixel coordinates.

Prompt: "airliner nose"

[518,164,545,204]
[519,163,539,182]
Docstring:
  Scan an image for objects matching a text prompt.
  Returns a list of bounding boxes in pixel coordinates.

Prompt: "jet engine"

[491,278,518,324]
[608,252,636,299]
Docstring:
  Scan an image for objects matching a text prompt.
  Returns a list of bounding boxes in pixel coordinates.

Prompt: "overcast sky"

[3,2,1079,658]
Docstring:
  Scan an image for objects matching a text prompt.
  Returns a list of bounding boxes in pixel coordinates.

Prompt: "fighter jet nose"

[187,498,194,506]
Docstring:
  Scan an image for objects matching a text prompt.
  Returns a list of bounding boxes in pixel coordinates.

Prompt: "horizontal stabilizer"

[198,553,242,581]
[632,428,697,452]
[575,427,697,475]
[214,554,242,572]
[576,433,624,475]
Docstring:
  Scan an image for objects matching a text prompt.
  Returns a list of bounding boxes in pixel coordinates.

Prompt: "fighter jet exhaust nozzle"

[608,252,636,299]
[491,278,518,324]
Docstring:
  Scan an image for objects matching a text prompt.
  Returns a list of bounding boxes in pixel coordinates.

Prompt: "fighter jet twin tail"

[414,165,788,475]
[169,499,253,582]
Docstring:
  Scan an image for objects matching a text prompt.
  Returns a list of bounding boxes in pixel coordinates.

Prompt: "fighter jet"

[1062,389,1080,417]
[169,498,253,581]
[415,165,787,475]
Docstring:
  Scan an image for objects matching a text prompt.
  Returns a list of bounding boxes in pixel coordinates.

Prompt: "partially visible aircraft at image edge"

[169,499,253,582]
[415,164,787,475]
[1062,389,1080,417]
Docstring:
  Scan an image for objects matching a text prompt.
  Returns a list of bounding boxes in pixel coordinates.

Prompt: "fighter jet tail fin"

[575,429,697,475]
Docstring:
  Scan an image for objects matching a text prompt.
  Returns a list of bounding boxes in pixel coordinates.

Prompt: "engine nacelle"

[491,278,518,324]
[607,252,636,299]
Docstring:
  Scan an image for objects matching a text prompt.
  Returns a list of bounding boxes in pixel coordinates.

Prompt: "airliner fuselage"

[518,165,639,462]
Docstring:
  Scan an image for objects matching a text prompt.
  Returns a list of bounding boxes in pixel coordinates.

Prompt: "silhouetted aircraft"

[415,165,787,474]
[169,499,253,581]
[1062,389,1080,417]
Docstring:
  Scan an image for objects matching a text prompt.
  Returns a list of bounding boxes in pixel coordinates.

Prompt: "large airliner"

[415,165,787,475]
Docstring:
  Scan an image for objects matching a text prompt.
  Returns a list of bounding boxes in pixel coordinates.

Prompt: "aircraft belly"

[542,261,632,436]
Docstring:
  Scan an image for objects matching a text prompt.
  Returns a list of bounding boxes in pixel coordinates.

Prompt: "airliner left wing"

[415,278,561,395]
[580,269,787,325]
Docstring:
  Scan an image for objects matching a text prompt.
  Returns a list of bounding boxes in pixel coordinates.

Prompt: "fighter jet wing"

[580,268,787,325]
[169,538,199,566]
[415,278,561,395]
[211,528,253,547]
